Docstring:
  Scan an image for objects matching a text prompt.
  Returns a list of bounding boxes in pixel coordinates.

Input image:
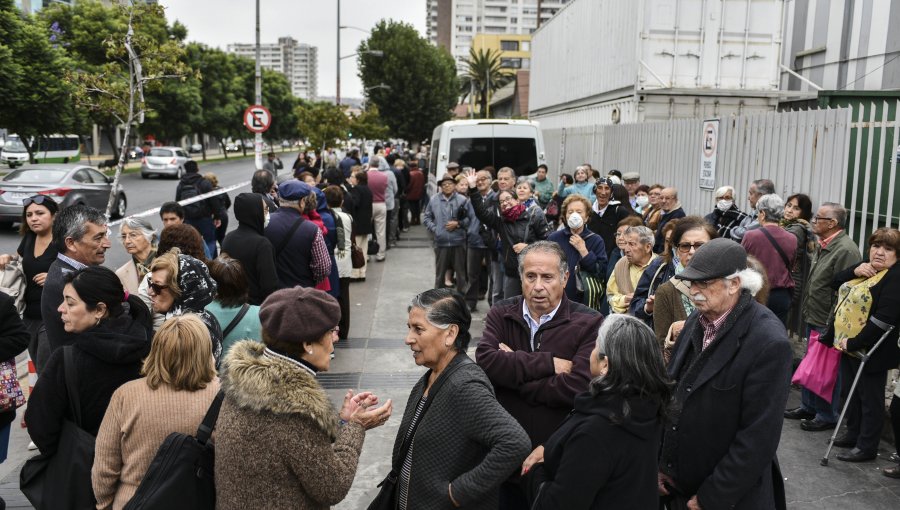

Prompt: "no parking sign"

[243,105,272,133]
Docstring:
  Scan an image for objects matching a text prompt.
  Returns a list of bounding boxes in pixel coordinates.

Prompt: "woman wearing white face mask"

[548,195,608,305]
[703,186,750,240]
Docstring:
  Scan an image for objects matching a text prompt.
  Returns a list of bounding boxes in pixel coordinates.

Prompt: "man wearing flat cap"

[424,174,470,293]
[659,238,791,510]
[264,180,332,289]
[622,171,641,210]
[445,161,461,180]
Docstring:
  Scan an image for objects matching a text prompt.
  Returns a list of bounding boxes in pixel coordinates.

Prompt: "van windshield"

[2,139,27,153]
[448,137,537,177]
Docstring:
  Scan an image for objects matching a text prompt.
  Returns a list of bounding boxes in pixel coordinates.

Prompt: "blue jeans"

[799,324,842,423]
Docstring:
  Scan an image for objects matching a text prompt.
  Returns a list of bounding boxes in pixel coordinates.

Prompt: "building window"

[500,40,519,51]
[522,58,531,69]
[500,58,522,69]
[521,41,531,52]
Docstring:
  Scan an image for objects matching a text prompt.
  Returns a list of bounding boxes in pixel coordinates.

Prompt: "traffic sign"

[698,119,719,190]
[243,105,272,133]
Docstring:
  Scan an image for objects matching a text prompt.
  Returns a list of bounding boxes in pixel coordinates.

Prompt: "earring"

[307,350,313,355]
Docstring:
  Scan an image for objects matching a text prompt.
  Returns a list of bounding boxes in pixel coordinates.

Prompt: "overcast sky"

[160,1,427,100]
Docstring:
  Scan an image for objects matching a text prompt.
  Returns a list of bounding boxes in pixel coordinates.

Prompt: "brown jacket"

[215,341,365,510]
[92,378,221,510]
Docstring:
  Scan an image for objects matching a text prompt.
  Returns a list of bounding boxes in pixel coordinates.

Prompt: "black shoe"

[837,448,877,463]
[800,418,836,432]
[784,407,816,420]
[831,434,857,448]
[883,465,900,478]
[468,302,477,312]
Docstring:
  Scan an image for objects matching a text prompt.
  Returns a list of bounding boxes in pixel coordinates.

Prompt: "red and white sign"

[243,105,272,133]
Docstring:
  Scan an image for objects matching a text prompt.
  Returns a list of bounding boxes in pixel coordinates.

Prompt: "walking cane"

[820,319,895,466]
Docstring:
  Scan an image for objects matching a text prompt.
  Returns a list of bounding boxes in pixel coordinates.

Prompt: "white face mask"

[264,213,271,229]
[636,195,649,207]
[567,212,584,230]
[716,199,733,212]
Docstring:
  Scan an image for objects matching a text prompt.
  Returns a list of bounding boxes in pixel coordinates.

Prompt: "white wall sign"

[699,119,719,190]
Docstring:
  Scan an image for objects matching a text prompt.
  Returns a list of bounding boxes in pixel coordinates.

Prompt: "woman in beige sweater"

[92,314,220,510]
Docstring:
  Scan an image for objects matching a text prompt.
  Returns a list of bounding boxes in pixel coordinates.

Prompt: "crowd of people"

[0,146,896,509]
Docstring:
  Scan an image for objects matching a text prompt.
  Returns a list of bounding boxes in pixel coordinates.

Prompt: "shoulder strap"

[759,226,792,270]
[392,357,473,471]
[648,261,669,296]
[222,303,250,338]
[63,346,83,427]
[195,390,226,446]
[275,216,306,256]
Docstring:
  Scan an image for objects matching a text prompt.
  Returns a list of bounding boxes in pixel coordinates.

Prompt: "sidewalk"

[1,224,899,508]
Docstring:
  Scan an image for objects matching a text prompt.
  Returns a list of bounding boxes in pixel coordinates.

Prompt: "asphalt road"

[0,152,298,269]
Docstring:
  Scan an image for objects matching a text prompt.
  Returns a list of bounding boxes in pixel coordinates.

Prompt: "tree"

[186,43,241,159]
[349,105,390,141]
[358,20,458,143]
[229,56,299,157]
[296,101,349,151]
[0,0,76,162]
[459,47,513,118]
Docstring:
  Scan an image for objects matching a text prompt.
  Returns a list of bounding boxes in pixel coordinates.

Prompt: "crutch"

[821,318,895,466]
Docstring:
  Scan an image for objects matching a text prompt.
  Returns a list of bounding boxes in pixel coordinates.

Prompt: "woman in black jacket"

[522,314,672,509]
[822,227,900,463]
[25,266,153,456]
[0,290,29,472]
[466,171,550,298]
[349,169,373,281]
[222,193,279,305]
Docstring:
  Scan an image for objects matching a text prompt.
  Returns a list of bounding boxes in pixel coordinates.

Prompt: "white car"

[140,147,192,179]
[0,138,29,168]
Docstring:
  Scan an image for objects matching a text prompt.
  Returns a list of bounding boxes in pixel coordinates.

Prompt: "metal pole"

[254,0,263,170]
[336,0,341,105]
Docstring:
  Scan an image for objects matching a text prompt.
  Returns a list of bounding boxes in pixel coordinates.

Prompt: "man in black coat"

[586,177,634,258]
[659,239,791,510]
[222,193,280,305]
[176,160,227,259]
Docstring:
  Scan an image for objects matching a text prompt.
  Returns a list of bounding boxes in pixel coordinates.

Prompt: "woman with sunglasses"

[0,195,59,372]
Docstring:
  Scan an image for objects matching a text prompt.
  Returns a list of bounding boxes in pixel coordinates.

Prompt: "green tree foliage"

[229,56,299,156]
[296,101,349,150]
[358,20,458,143]
[0,0,75,162]
[186,43,241,159]
[458,47,513,119]
[349,105,390,141]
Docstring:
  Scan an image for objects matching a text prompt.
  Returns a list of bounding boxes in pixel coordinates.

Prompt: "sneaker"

[330,351,335,359]
[375,256,386,262]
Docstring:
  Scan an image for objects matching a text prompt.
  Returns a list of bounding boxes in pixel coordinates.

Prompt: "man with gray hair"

[607,225,658,314]
[740,194,797,323]
[660,238,791,509]
[784,202,861,431]
[263,180,331,289]
[731,178,775,242]
[476,240,603,507]
[41,205,112,355]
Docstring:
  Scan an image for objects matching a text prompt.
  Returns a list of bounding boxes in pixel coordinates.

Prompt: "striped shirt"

[398,395,428,510]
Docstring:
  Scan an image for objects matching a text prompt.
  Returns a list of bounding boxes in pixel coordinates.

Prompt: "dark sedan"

[0,164,127,227]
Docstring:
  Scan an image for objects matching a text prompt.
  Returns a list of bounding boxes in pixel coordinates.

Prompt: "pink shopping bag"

[791,330,841,403]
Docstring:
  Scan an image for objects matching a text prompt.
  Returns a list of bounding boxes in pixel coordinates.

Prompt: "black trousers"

[466,247,491,306]
[435,245,467,294]
[408,200,422,225]
[839,354,888,454]
[338,277,350,340]
[890,395,900,457]
[399,199,410,229]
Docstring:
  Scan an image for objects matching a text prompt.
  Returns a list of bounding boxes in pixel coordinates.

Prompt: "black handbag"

[20,346,96,510]
[367,238,380,256]
[123,391,225,510]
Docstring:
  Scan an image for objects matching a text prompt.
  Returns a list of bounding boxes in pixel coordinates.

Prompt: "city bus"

[0,134,81,168]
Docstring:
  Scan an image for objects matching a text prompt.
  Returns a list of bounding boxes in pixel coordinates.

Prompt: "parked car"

[188,143,203,154]
[0,164,127,227]
[140,146,191,179]
[225,142,241,152]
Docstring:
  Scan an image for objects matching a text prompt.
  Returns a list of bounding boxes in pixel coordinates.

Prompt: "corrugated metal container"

[530,0,784,116]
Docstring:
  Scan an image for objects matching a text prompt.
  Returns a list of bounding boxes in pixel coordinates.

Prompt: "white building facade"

[228,37,318,101]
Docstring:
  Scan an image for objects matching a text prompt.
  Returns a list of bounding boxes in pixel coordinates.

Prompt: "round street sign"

[243,105,272,133]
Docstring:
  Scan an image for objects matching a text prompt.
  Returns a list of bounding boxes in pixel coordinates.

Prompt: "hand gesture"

[644,294,656,314]
[349,398,394,430]
[0,254,11,269]
[622,293,634,306]
[339,389,377,421]
[521,445,545,475]
[569,234,587,256]
[687,495,703,510]
[513,243,528,254]
[445,220,459,231]
[854,262,877,278]
[33,272,47,286]
[465,168,478,188]
[553,357,572,374]
[498,343,514,353]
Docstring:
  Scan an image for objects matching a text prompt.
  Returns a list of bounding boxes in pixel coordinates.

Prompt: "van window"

[448,137,537,177]
[430,138,440,176]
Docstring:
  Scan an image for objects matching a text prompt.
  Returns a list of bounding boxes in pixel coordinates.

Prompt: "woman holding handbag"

[0,289,30,507]
[547,195,607,306]
[375,289,530,510]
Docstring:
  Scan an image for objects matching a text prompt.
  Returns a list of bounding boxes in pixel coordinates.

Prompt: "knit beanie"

[259,287,340,359]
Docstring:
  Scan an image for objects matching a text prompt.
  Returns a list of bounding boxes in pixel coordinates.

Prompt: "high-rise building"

[426,0,572,71]
[228,37,319,101]
[14,0,73,15]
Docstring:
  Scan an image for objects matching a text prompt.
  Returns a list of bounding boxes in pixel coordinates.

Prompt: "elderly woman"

[26,266,153,455]
[206,255,262,355]
[522,315,671,508]
[215,287,391,509]
[146,250,222,363]
[822,227,900,463]
[556,166,595,203]
[547,195,607,305]
[115,217,158,299]
[388,288,529,510]
[515,178,537,210]
[92,315,220,509]
[740,194,797,324]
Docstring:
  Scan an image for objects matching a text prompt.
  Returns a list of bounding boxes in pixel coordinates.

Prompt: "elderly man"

[465,169,495,311]
[660,238,792,510]
[622,171,641,209]
[704,185,749,240]
[424,174,470,293]
[740,194,797,324]
[476,241,603,508]
[41,205,112,355]
[607,225,658,314]
[731,178,775,242]
[785,202,862,431]
[264,180,331,289]
[654,187,686,253]
[586,176,634,257]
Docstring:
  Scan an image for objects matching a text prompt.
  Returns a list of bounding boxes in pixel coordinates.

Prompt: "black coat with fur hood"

[215,341,366,510]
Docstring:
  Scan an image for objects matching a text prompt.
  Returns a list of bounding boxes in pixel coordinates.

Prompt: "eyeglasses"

[677,242,705,253]
[147,282,169,295]
[22,195,51,206]
[499,197,517,204]
[687,278,719,289]
[119,232,143,241]
[811,215,835,223]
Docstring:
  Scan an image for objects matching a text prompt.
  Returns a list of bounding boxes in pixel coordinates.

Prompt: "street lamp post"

[254,0,263,170]
[336,0,341,105]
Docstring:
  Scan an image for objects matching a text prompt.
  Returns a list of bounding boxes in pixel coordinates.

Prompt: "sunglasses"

[676,242,706,253]
[22,195,51,206]
[148,282,169,295]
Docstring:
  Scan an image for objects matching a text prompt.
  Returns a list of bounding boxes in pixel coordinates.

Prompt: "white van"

[427,120,546,196]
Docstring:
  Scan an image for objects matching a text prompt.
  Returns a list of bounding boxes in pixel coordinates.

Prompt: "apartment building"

[228,37,319,101]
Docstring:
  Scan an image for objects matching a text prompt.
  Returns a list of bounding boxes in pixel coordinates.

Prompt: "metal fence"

[541,103,900,251]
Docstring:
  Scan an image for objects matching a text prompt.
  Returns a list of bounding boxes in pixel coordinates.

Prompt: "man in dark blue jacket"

[264,181,331,289]
[424,175,470,294]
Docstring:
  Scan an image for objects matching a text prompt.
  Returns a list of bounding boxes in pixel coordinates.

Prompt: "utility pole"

[336,0,341,105]
[254,0,263,170]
